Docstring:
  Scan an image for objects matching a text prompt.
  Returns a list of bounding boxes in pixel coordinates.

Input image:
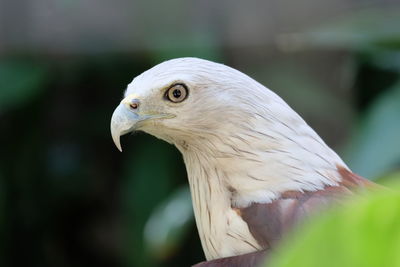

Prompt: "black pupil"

[173,89,182,98]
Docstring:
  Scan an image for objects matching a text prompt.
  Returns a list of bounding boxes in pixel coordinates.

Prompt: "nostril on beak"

[129,99,140,110]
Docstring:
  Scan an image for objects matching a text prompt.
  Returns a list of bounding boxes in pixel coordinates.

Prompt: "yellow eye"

[166,84,188,103]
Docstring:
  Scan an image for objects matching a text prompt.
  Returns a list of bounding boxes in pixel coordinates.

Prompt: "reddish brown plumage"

[337,165,381,190]
[194,166,381,267]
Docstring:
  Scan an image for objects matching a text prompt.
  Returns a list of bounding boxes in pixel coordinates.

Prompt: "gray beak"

[110,104,140,152]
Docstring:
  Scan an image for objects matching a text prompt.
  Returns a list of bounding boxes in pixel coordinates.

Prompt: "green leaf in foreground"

[268,187,400,267]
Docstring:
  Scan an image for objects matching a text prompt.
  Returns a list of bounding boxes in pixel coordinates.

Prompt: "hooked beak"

[110,101,175,152]
[110,104,141,152]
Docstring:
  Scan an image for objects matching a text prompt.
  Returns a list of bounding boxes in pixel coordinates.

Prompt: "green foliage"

[377,171,400,186]
[0,60,49,111]
[344,82,400,178]
[269,187,400,267]
[301,8,400,51]
[143,186,193,259]
[120,135,184,267]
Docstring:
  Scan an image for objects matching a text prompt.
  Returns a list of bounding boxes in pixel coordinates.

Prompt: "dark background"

[1,1,400,266]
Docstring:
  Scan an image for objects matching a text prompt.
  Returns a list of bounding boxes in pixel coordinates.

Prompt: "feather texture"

[111,58,381,265]
[193,165,379,267]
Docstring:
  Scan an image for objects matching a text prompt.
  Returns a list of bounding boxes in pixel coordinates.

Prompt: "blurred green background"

[0,1,399,266]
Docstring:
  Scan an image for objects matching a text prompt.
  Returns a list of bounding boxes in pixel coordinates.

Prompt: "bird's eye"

[166,84,188,103]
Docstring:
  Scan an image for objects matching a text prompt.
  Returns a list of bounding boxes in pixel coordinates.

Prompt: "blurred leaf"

[144,186,193,259]
[269,188,400,267]
[364,51,400,72]
[344,81,400,178]
[376,171,400,186]
[0,61,48,112]
[277,8,400,52]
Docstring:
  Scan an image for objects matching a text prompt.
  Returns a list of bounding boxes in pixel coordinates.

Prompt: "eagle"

[110,58,376,266]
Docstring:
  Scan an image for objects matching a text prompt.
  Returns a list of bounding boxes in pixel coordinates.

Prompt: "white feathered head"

[111,57,346,207]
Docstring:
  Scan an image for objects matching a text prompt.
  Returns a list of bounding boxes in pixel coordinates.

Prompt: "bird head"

[111,57,264,151]
[111,57,346,207]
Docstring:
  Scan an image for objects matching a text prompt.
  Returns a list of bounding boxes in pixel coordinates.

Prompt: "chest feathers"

[177,126,345,260]
[183,150,262,260]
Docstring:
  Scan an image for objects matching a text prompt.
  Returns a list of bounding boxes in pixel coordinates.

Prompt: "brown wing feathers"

[240,165,378,251]
[194,166,381,267]
[337,165,382,190]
